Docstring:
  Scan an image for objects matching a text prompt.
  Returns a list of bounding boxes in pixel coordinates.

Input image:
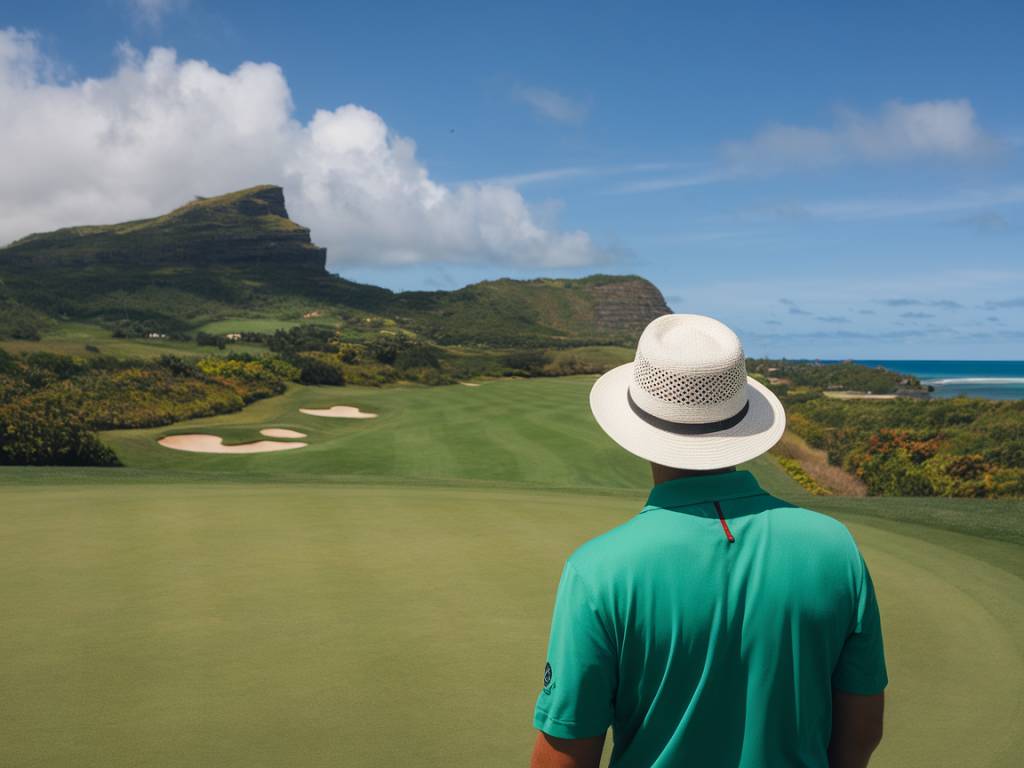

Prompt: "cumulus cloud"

[0,30,604,268]
[722,99,997,173]
[513,86,588,123]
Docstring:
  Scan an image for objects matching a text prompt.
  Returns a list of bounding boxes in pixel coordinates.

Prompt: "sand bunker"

[299,406,377,419]
[158,435,308,454]
[460,382,481,387]
[259,428,308,438]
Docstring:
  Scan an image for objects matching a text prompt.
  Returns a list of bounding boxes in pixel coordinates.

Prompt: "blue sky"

[3,0,1023,358]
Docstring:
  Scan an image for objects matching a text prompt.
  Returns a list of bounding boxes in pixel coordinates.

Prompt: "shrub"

[0,400,120,466]
[503,350,550,375]
[292,353,346,386]
[394,344,440,371]
[776,457,831,496]
[196,331,227,349]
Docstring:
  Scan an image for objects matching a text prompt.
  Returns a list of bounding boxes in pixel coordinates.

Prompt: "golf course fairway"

[2,377,1022,767]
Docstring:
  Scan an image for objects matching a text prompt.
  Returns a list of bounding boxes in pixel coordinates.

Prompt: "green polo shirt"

[533,470,887,767]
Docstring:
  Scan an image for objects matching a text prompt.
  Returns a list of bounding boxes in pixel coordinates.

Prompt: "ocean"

[853,360,1024,401]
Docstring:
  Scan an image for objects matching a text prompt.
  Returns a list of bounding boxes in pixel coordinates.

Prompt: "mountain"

[2,186,326,271]
[392,276,672,345]
[0,185,670,345]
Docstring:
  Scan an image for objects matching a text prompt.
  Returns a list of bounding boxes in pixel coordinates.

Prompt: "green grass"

[101,377,653,489]
[96,377,1024,541]
[2,376,1023,767]
[196,318,305,335]
[1,481,1021,768]
[0,321,267,359]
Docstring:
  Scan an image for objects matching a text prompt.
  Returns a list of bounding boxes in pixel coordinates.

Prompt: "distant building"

[225,333,242,341]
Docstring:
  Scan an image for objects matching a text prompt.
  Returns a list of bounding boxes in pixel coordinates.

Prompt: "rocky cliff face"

[585,277,672,334]
[1,185,326,272]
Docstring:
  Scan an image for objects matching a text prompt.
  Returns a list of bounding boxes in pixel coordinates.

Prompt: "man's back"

[533,471,888,768]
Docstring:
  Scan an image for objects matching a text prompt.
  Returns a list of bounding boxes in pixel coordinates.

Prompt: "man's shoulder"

[566,493,861,574]
[566,512,650,568]
[763,492,855,527]
[761,494,861,549]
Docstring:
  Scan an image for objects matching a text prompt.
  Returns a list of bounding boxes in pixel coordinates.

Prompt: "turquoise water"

[854,360,1024,400]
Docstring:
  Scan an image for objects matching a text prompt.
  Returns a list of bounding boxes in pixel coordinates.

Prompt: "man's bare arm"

[530,731,605,768]
[828,690,884,768]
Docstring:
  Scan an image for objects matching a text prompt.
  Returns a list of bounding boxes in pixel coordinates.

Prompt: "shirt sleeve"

[533,559,617,739]
[832,553,888,695]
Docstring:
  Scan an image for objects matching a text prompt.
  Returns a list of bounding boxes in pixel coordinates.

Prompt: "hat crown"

[630,314,748,425]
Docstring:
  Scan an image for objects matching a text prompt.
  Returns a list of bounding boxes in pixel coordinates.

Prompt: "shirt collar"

[642,470,766,514]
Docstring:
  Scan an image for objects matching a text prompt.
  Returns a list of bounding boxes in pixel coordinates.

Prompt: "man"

[530,314,887,768]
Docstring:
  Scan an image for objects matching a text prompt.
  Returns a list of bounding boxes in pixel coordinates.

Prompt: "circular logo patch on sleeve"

[543,662,553,687]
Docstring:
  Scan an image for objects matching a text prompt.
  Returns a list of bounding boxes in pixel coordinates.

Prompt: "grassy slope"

[2,376,1022,767]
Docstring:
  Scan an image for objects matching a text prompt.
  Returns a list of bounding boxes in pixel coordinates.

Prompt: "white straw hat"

[590,314,785,470]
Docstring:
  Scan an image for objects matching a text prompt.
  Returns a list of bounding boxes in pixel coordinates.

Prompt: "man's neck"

[650,463,737,486]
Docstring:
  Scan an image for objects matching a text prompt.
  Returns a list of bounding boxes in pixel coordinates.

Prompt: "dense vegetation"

[787,397,1024,497]
[747,358,925,394]
[0,349,297,466]
[752,360,1023,498]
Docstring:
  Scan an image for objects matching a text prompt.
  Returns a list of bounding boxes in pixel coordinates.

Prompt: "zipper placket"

[713,500,735,544]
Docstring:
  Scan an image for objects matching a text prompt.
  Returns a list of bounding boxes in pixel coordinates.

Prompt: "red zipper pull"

[713,501,735,544]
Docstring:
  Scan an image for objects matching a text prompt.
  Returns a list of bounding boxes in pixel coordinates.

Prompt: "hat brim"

[589,363,786,470]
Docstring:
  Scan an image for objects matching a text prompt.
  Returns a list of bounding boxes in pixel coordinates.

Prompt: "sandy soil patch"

[459,382,481,387]
[158,435,308,454]
[772,430,867,496]
[299,405,377,419]
[259,428,307,438]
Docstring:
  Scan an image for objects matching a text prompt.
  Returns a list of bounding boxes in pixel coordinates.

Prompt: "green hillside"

[0,185,670,346]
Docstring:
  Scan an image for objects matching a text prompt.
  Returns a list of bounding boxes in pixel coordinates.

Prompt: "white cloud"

[797,186,1024,220]
[0,30,604,268]
[513,86,588,123]
[611,168,737,194]
[475,162,677,188]
[475,166,593,187]
[722,99,997,172]
[128,0,184,26]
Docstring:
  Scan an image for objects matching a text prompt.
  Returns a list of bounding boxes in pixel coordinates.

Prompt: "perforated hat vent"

[627,315,750,426]
[633,352,747,407]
